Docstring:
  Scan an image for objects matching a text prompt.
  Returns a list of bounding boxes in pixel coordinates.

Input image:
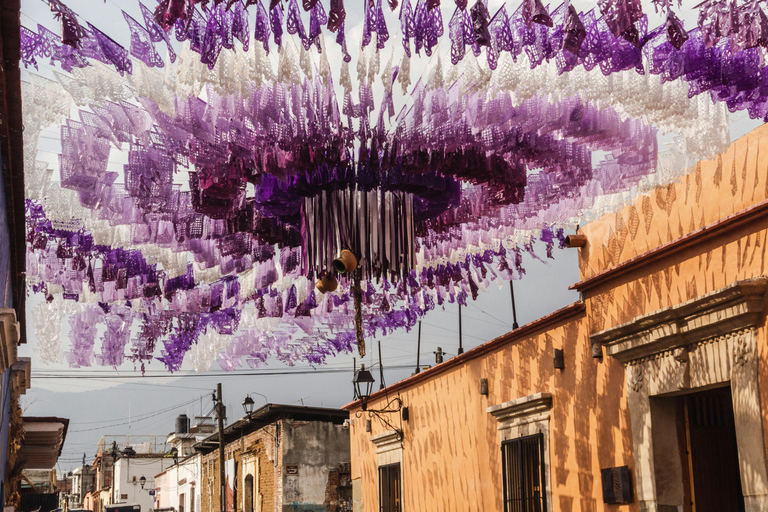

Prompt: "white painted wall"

[154,455,201,512]
[112,457,172,511]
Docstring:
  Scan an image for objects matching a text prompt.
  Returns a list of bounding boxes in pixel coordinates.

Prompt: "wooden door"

[685,387,744,512]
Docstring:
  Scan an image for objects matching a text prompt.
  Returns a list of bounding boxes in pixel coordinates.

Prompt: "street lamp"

[352,364,404,437]
[242,395,255,416]
[139,476,146,489]
[242,392,268,418]
[353,364,375,410]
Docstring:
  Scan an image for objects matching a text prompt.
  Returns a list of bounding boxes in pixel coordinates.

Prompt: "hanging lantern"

[353,364,376,409]
[315,272,339,293]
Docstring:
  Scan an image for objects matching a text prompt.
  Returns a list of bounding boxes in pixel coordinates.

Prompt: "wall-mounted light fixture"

[353,364,376,411]
[242,392,269,419]
[139,476,146,489]
[353,364,404,437]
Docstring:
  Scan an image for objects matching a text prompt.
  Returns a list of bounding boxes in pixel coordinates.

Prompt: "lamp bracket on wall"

[354,396,404,439]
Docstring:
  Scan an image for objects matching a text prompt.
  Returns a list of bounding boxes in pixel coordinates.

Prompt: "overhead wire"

[69,395,207,432]
[69,394,207,425]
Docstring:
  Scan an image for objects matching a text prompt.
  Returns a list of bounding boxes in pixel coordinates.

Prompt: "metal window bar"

[501,432,546,512]
[378,463,401,512]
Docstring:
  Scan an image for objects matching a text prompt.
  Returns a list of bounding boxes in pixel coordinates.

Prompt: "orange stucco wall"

[579,122,768,507]
[350,308,635,511]
[348,125,768,510]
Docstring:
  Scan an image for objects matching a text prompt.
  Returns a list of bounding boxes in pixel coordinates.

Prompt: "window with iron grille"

[378,463,401,512]
[501,432,547,512]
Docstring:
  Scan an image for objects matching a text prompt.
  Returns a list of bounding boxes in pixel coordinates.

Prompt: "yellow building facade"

[345,124,768,511]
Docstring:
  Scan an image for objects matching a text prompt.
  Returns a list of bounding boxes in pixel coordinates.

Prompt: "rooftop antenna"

[352,357,357,400]
[458,304,464,354]
[510,280,519,329]
[414,321,422,374]
[378,340,386,390]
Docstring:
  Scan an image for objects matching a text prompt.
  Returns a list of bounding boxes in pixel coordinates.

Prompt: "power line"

[69,394,206,426]
[32,364,416,379]
[69,396,207,432]
[467,302,514,328]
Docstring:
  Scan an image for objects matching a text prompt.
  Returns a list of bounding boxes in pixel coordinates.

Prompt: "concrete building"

[69,463,96,509]
[85,436,169,512]
[154,416,216,512]
[196,404,350,512]
[112,453,172,511]
[345,124,768,511]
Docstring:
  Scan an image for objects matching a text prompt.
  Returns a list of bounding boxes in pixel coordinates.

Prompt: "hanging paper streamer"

[19,0,751,372]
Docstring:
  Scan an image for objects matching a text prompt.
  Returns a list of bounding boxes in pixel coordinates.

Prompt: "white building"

[69,464,95,508]
[153,416,215,512]
[154,454,201,512]
[111,449,173,511]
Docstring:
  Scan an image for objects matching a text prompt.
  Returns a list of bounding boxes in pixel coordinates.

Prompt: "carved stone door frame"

[592,278,768,512]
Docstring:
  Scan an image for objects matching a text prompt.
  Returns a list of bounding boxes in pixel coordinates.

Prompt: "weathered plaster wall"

[200,426,278,512]
[281,420,351,512]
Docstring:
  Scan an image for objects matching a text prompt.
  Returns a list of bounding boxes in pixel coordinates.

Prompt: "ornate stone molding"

[592,278,768,512]
[370,430,402,455]
[11,357,30,395]
[487,392,552,430]
[591,278,767,364]
[487,392,554,509]
[0,307,20,372]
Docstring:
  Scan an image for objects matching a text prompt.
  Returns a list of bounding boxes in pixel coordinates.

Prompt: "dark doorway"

[684,386,744,512]
[244,475,253,512]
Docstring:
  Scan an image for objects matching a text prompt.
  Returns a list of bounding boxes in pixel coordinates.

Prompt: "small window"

[501,433,547,512]
[378,463,401,512]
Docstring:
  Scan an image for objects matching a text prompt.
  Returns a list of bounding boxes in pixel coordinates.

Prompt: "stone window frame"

[370,430,404,512]
[487,392,553,511]
[592,277,768,512]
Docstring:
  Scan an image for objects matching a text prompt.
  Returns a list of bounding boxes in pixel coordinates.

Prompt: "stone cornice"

[0,308,19,372]
[369,430,402,454]
[11,357,30,394]
[487,392,552,428]
[592,278,767,364]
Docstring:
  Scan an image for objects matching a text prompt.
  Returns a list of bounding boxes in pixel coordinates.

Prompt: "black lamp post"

[353,364,375,410]
[139,476,146,489]
[242,392,268,419]
[242,395,255,416]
